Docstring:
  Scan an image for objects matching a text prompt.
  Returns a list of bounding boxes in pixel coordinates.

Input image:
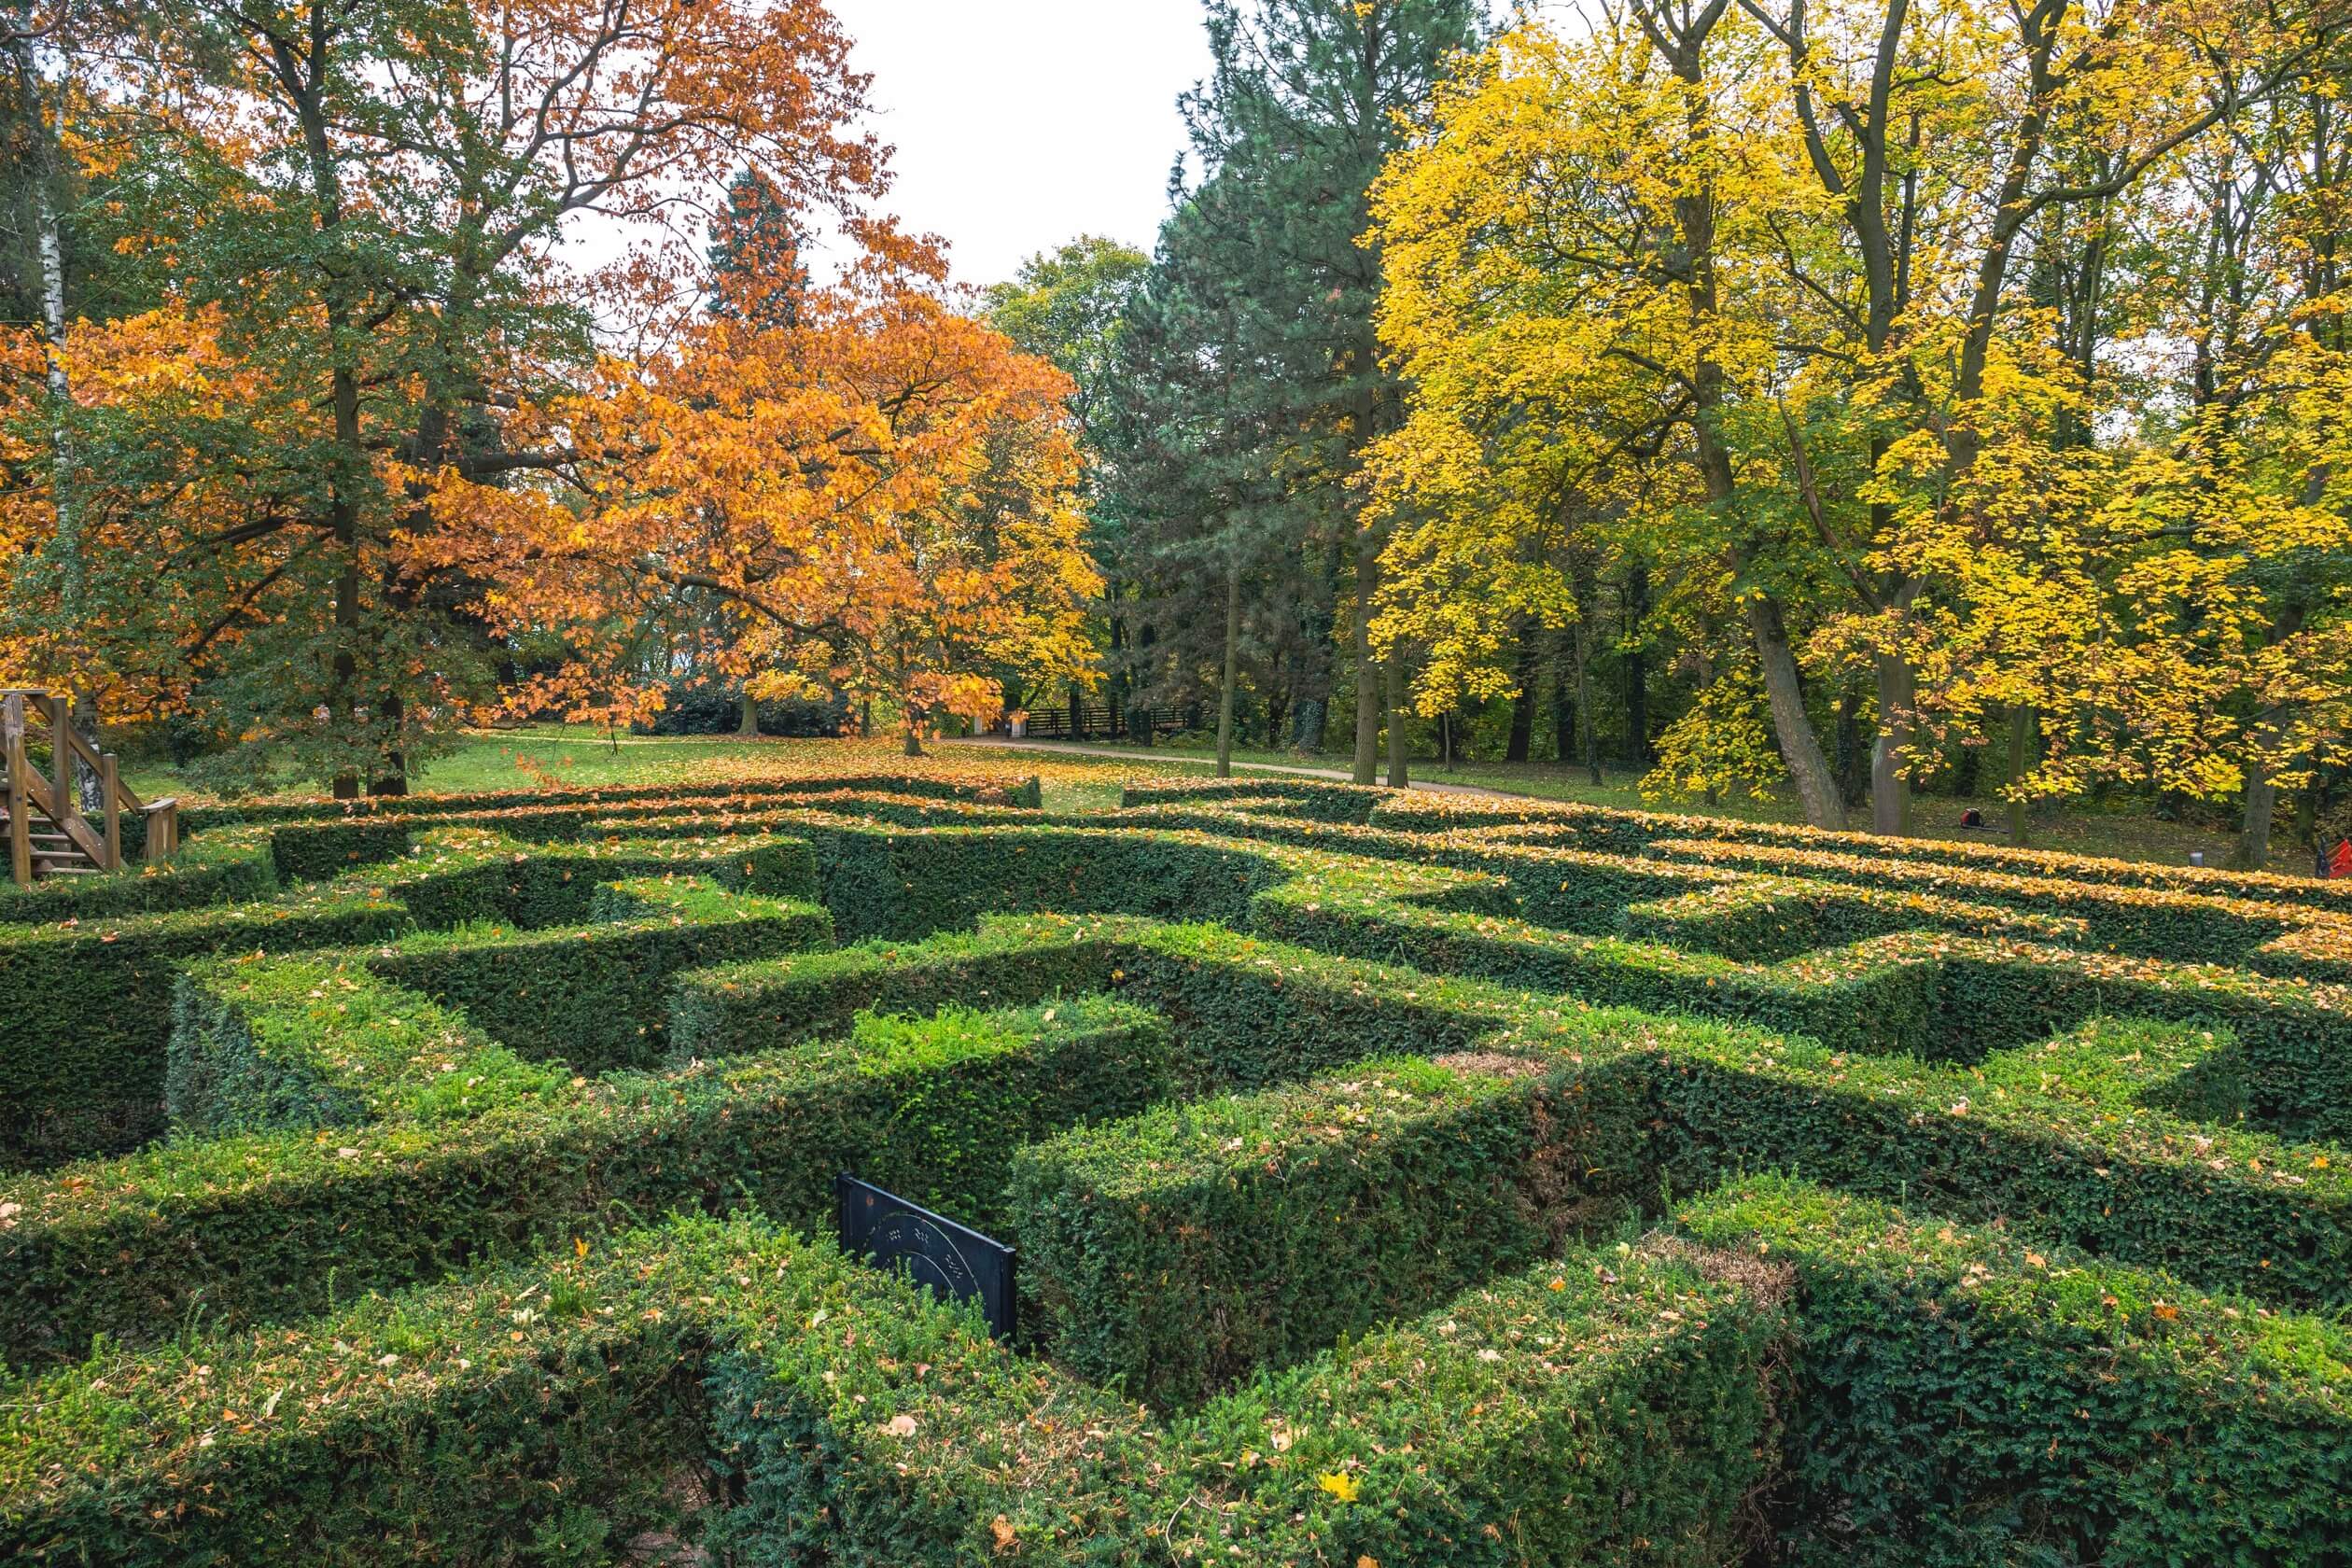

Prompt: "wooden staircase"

[2,689,178,888]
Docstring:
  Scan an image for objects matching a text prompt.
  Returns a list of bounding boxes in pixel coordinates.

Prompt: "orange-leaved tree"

[0,0,925,791]
[412,279,1100,756]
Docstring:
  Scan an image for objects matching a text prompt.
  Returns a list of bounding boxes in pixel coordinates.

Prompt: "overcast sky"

[832,0,1216,288]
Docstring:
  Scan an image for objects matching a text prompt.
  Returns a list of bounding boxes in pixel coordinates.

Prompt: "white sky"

[832,0,1216,288]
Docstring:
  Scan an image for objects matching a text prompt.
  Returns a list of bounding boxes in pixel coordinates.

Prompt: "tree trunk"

[2237,765,2279,872]
[737,687,759,737]
[1505,620,1538,763]
[280,46,371,800]
[1834,684,1865,806]
[7,34,77,625]
[1383,656,1409,789]
[1624,563,1650,764]
[2004,706,2035,847]
[1550,629,1575,763]
[2235,604,2310,870]
[1215,562,1239,778]
[1290,542,1339,753]
[1572,569,1602,787]
[1869,653,1915,835]
[1743,589,1845,830]
[1106,594,1127,740]
[903,721,923,758]
[1351,532,1380,785]
[1129,621,1155,745]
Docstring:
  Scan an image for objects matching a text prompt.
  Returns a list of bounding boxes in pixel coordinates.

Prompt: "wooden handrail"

[0,686,174,885]
[4,694,28,889]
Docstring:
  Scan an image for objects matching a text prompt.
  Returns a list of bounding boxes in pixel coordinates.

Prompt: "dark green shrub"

[0,992,1166,1366]
[0,893,410,1169]
[1645,1017,2352,1310]
[0,1215,774,1565]
[0,826,276,924]
[330,826,820,928]
[1159,1242,1790,1567]
[168,959,568,1137]
[365,877,833,1072]
[1010,1053,1648,1408]
[1678,1176,2352,1567]
[670,915,1141,1063]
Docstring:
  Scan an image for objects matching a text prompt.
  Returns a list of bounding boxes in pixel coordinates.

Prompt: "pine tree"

[1107,0,1486,780]
[707,168,809,330]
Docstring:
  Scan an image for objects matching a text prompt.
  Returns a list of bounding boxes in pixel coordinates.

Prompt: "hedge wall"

[1679,1176,2352,1567]
[179,768,1043,835]
[0,1215,768,1564]
[1010,1052,1645,1408]
[1252,865,2352,1136]
[366,877,833,1072]
[1352,787,2352,915]
[1641,1016,2352,1312]
[705,1233,1790,1566]
[1119,785,2344,973]
[1157,1241,1788,1567]
[670,916,1142,1064]
[327,826,819,929]
[0,892,411,1169]
[0,833,826,1171]
[168,957,567,1137]
[0,992,1169,1366]
[0,826,276,924]
[796,819,1287,942]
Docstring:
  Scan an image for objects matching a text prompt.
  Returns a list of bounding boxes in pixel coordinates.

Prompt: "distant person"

[1958,808,1985,830]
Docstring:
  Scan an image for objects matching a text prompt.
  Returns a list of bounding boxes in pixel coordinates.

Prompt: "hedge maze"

[3,771,2349,1564]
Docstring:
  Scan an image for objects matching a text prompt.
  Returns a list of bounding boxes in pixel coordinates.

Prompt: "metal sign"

[833,1174,1016,1340]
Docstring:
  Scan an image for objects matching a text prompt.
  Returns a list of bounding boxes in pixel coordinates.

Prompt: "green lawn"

[119,725,2307,875]
[975,735,2306,875]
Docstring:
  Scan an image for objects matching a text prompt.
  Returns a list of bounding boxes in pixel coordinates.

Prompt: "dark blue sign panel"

[833,1173,1016,1340]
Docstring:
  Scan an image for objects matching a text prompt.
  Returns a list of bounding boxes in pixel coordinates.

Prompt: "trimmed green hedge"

[168,958,569,1137]
[0,1214,770,1564]
[1643,1016,2352,1310]
[706,1234,1790,1566]
[0,892,410,1169]
[1642,833,2331,973]
[366,877,833,1072]
[0,831,826,1170]
[1120,777,1381,823]
[794,819,1287,942]
[329,825,820,928]
[1158,1241,1788,1566]
[178,768,1043,834]
[1254,868,2352,1136]
[0,906,1552,1366]
[1355,786,2352,915]
[0,992,1168,1366]
[1124,784,2341,972]
[1011,1052,1646,1408]
[702,1226,1159,1566]
[0,826,277,924]
[1679,1176,2352,1567]
[670,915,1143,1063]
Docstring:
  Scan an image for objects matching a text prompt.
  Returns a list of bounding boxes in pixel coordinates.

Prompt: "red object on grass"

[2331,839,2352,879]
